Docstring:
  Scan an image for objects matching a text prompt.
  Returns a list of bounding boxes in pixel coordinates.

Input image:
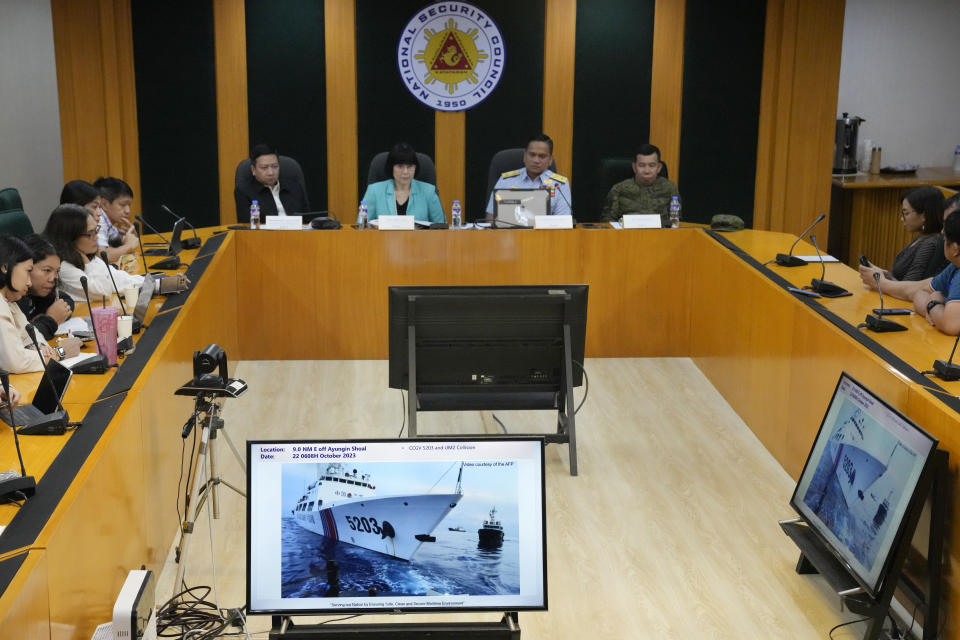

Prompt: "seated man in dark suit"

[234,144,310,223]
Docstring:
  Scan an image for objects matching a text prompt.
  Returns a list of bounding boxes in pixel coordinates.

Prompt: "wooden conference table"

[4,225,960,638]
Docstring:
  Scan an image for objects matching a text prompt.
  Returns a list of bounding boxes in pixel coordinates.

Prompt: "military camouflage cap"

[710,214,745,232]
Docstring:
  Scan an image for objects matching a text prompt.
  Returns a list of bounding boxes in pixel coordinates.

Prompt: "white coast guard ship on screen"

[292,463,462,561]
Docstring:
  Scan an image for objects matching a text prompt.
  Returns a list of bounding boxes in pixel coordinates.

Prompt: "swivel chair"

[0,187,35,237]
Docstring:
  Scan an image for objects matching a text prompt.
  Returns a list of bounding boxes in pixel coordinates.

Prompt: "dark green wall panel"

[464,0,544,219]
[678,0,766,226]
[572,0,655,221]
[356,1,436,195]
[246,0,327,212]
[131,1,220,231]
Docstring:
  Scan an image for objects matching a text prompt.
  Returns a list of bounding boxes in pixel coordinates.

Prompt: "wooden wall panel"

[542,0,577,178]
[324,0,358,221]
[213,0,249,226]
[435,111,465,220]
[753,0,845,239]
[649,0,685,177]
[51,0,141,211]
[0,552,50,640]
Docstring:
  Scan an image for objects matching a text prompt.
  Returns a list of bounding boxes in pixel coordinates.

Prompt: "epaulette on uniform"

[500,169,521,178]
[547,171,568,183]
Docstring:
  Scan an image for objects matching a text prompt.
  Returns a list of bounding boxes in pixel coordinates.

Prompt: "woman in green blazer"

[362,143,445,224]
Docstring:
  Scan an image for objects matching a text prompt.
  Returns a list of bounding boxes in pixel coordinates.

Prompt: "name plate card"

[263,215,303,230]
[377,215,417,230]
[622,214,662,229]
[534,215,573,229]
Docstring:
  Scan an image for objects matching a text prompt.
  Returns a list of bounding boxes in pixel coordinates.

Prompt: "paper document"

[57,317,90,335]
[59,352,99,369]
[795,255,839,263]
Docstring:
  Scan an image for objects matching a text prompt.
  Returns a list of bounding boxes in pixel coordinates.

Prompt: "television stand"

[780,448,947,640]
[268,611,521,639]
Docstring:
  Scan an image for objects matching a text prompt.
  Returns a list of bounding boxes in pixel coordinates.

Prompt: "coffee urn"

[833,112,865,174]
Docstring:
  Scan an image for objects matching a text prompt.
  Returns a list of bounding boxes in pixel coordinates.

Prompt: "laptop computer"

[493,188,551,228]
[0,359,72,427]
[143,218,184,256]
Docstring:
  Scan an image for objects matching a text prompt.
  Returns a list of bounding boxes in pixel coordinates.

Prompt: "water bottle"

[357,201,368,228]
[451,200,462,228]
[953,145,960,172]
[669,196,681,228]
[249,200,260,229]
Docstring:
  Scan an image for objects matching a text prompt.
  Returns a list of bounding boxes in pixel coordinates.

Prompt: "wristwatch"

[926,299,945,314]
[55,345,66,360]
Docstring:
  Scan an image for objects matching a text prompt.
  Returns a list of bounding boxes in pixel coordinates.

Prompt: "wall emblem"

[397,2,506,112]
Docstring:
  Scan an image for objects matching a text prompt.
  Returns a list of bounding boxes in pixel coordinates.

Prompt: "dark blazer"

[234,180,310,223]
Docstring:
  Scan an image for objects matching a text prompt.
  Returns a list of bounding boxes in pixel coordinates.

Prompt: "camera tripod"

[173,391,246,597]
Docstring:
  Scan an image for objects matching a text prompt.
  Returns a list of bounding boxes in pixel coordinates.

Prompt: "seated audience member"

[860,187,946,282]
[600,143,680,226]
[914,211,960,335]
[17,235,80,353]
[859,192,959,301]
[0,235,62,372]
[92,176,139,262]
[59,179,100,212]
[234,144,310,223]
[361,143,445,224]
[486,134,572,217]
[44,205,188,302]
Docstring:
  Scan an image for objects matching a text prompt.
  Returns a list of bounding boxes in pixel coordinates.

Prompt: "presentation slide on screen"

[248,439,546,613]
[793,377,934,590]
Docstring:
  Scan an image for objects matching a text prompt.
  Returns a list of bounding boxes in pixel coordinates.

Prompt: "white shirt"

[270,182,286,216]
[58,257,143,304]
[0,298,46,373]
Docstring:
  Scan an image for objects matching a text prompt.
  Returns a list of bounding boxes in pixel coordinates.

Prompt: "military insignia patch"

[397,2,506,112]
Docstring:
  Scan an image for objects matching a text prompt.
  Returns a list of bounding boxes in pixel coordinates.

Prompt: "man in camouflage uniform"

[600,143,679,227]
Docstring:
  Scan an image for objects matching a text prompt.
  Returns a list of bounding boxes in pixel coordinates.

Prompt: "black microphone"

[134,214,170,247]
[0,369,36,502]
[99,251,128,316]
[21,325,70,435]
[933,333,960,381]
[808,234,849,296]
[100,250,140,345]
[776,213,826,266]
[865,273,907,332]
[75,276,110,374]
[134,220,151,275]
[160,204,201,249]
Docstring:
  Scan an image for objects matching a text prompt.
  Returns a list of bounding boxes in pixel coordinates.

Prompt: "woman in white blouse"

[43,204,144,303]
[0,235,59,373]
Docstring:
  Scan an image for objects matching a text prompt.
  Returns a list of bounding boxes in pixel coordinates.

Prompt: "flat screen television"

[247,437,547,615]
[790,372,938,597]
[387,285,588,410]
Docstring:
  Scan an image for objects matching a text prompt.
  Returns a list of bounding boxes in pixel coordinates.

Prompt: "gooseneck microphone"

[100,251,128,316]
[134,214,170,247]
[75,276,110,374]
[21,324,71,434]
[865,273,907,332]
[0,368,36,502]
[160,204,201,249]
[808,234,849,296]
[932,333,960,381]
[775,213,826,266]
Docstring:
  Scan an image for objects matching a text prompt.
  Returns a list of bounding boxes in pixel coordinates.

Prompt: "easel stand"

[406,298,579,475]
[780,449,947,640]
[173,393,246,594]
[268,611,521,639]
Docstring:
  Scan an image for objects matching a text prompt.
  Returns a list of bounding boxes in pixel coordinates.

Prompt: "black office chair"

[234,155,309,206]
[0,187,35,237]
[366,151,437,187]
[485,148,558,211]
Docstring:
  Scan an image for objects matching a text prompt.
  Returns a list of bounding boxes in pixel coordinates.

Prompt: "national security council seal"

[397,2,506,112]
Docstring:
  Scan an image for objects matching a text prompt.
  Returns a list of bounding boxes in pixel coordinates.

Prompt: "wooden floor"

[155,358,869,639]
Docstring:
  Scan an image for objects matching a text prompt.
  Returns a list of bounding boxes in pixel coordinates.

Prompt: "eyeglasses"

[81,225,100,239]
